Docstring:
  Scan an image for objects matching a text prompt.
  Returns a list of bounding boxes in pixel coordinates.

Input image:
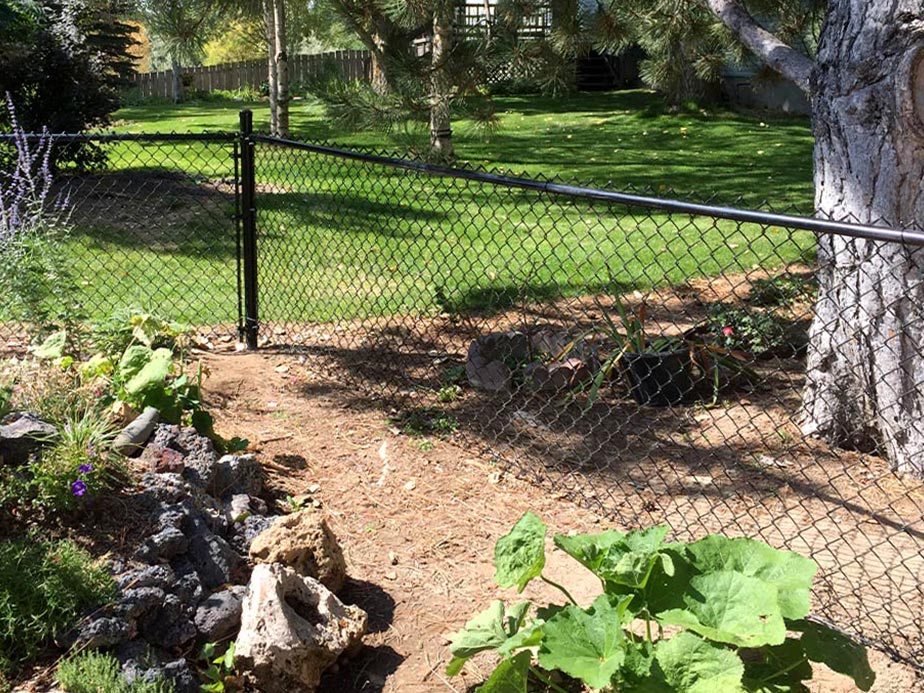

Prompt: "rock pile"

[68,422,366,693]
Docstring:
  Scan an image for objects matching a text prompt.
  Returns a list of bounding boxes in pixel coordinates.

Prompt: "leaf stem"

[528,665,571,693]
[540,575,578,605]
[760,656,810,683]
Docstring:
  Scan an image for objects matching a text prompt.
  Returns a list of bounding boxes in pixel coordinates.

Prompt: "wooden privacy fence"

[134,50,371,99]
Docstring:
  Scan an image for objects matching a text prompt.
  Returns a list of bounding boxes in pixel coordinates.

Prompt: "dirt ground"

[202,349,923,693]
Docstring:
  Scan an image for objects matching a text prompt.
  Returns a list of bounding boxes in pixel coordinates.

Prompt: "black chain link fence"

[3,124,924,671]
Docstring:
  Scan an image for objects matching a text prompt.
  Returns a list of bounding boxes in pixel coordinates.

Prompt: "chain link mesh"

[0,134,241,348]
[253,138,924,669]
[3,128,923,669]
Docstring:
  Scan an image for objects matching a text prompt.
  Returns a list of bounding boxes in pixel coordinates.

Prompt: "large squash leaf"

[554,525,673,590]
[644,631,746,693]
[495,512,547,592]
[686,536,816,620]
[658,571,786,648]
[449,601,531,661]
[475,652,531,693]
[537,595,632,689]
[124,348,173,396]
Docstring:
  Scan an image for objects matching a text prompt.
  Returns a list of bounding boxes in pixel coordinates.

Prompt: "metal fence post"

[239,110,259,349]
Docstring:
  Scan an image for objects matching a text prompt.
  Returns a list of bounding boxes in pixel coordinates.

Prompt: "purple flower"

[78,463,93,475]
[71,479,87,497]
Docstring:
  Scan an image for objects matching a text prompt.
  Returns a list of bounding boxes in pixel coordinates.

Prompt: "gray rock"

[187,527,247,589]
[465,340,512,392]
[0,413,57,465]
[161,659,199,693]
[524,357,593,392]
[149,423,181,449]
[212,454,262,497]
[135,526,189,562]
[235,564,367,693]
[113,407,160,456]
[478,331,531,363]
[176,427,219,490]
[194,586,246,642]
[116,586,166,619]
[174,568,205,607]
[76,617,136,649]
[117,565,175,591]
[230,515,276,554]
[138,473,190,505]
[139,594,196,649]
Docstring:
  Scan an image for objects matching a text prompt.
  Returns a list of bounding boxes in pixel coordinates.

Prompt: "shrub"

[0,538,115,673]
[0,99,76,334]
[703,305,794,355]
[750,272,816,308]
[57,651,175,693]
[447,513,876,692]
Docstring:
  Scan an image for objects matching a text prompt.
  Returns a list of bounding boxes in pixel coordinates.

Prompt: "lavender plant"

[0,95,74,333]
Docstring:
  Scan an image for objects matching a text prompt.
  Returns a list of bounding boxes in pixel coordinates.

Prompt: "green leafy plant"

[0,538,116,673]
[391,407,459,437]
[749,273,816,308]
[6,407,126,517]
[57,650,175,693]
[437,384,463,403]
[571,299,750,408]
[446,512,875,692]
[702,306,797,355]
[198,641,239,692]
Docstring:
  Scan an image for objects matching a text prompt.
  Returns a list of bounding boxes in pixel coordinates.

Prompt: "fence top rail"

[253,133,924,248]
[0,132,236,143]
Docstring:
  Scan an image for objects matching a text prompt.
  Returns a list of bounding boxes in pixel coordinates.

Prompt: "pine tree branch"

[704,0,814,96]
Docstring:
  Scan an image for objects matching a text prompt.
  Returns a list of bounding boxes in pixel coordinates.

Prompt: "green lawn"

[44,91,816,327]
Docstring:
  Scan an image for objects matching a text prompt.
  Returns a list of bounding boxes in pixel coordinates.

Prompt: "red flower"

[722,326,735,337]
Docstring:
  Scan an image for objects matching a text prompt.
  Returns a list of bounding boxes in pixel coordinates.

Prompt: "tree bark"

[170,54,184,103]
[274,0,289,138]
[800,2,924,473]
[262,0,278,135]
[370,21,391,94]
[429,0,454,161]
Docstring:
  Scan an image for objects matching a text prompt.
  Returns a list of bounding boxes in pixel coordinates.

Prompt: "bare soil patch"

[202,349,923,692]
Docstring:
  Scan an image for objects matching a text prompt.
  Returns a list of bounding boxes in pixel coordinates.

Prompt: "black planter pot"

[622,348,699,406]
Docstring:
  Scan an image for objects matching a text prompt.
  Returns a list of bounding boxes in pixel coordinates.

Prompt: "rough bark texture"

[802,2,924,473]
[429,0,454,161]
[274,0,289,138]
[170,55,184,104]
[263,0,278,135]
[704,0,814,94]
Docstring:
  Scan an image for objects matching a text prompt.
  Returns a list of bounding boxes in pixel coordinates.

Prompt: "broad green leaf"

[658,571,786,647]
[495,512,546,592]
[687,536,816,620]
[614,639,656,688]
[538,595,630,688]
[124,348,173,396]
[475,651,531,693]
[740,638,812,692]
[554,526,672,589]
[497,621,544,656]
[790,619,875,691]
[33,330,67,359]
[650,631,746,693]
[118,344,154,381]
[449,601,531,660]
[131,313,164,347]
[78,352,114,381]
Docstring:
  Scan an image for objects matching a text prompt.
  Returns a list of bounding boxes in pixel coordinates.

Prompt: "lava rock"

[76,617,137,649]
[139,444,186,473]
[186,526,247,589]
[139,594,196,650]
[117,565,176,592]
[249,510,347,593]
[135,526,189,562]
[212,454,262,497]
[0,412,57,465]
[194,586,247,642]
[116,586,167,620]
[175,428,220,490]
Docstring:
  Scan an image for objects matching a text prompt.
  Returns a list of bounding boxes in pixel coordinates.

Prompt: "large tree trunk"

[370,24,391,94]
[263,0,278,135]
[429,0,455,161]
[801,1,924,473]
[170,55,184,103]
[274,0,289,138]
